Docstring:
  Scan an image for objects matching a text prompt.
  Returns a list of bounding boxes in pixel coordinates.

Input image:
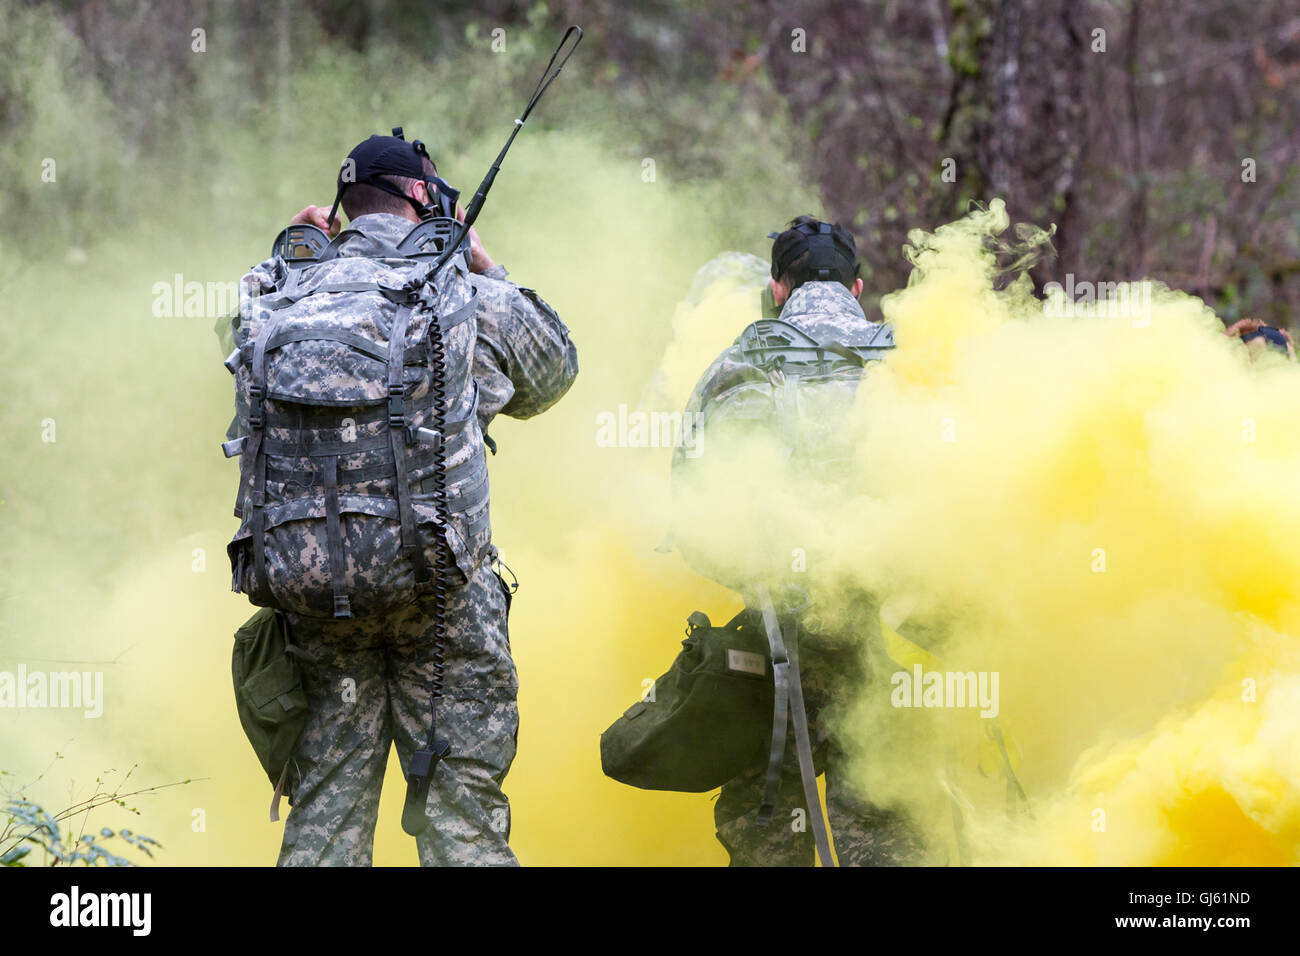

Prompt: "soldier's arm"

[470,266,579,429]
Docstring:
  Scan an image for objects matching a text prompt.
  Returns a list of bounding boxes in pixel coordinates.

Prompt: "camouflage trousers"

[276,561,519,867]
[714,638,923,867]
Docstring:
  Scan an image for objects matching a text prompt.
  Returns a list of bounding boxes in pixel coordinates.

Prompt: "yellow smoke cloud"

[668,201,1300,865]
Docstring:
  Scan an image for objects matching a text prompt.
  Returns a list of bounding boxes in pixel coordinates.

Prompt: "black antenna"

[424,25,583,283]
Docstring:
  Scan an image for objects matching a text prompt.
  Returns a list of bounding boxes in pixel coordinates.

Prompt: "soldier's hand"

[291,204,342,238]
[456,203,496,274]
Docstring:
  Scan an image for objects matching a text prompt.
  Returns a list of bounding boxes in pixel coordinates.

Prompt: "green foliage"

[0,762,186,867]
[1,799,162,866]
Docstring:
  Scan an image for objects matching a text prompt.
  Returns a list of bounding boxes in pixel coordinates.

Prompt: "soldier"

[230,132,577,866]
[1224,317,1296,361]
[670,216,922,866]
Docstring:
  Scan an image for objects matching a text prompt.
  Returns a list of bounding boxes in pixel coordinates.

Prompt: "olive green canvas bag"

[231,607,309,820]
[600,609,774,792]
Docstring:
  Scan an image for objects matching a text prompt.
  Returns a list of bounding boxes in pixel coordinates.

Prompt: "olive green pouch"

[231,607,309,820]
[600,609,774,792]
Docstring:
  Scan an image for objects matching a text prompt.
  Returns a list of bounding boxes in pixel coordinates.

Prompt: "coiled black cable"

[424,285,451,722]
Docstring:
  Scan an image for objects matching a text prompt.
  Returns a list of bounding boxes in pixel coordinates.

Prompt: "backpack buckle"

[248,384,267,429]
[388,383,406,428]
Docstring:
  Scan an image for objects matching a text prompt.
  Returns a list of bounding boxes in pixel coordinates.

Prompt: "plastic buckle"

[248,384,266,428]
[388,383,406,428]
[332,594,353,619]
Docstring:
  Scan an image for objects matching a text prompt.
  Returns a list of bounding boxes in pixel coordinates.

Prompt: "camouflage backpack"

[222,219,489,620]
[720,315,895,471]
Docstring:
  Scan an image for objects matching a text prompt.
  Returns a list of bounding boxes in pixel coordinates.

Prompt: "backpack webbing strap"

[386,302,430,584]
[436,293,478,334]
[246,313,285,596]
[785,618,836,867]
[229,333,425,373]
[255,387,476,439]
[263,326,415,364]
[756,586,791,827]
[266,440,480,490]
[262,430,397,457]
[321,455,352,619]
[264,280,390,311]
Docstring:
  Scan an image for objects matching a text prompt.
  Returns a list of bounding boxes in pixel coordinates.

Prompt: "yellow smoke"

[668,201,1300,865]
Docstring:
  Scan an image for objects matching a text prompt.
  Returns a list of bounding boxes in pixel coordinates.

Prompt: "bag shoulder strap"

[756,584,836,867]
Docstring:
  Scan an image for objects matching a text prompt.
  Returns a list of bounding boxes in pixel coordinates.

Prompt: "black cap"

[768,218,859,284]
[326,127,459,227]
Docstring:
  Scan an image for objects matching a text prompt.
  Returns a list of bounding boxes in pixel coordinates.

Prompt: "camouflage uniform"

[230,213,577,866]
[672,280,921,866]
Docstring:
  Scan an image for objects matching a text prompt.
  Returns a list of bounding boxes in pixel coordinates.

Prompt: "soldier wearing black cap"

[669,215,923,866]
[233,130,578,866]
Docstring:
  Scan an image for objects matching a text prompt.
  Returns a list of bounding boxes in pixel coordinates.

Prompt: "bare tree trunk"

[1126,0,1149,275]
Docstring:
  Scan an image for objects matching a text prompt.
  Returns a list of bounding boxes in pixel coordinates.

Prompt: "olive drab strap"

[321,455,350,619]
[784,618,835,867]
[384,300,430,586]
[756,585,836,867]
[756,589,791,826]
[246,312,285,604]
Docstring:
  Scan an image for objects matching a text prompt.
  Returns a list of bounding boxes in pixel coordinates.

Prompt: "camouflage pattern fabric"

[712,638,923,867]
[471,263,580,433]
[277,562,519,867]
[230,212,576,866]
[670,281,891,592]
[672,280,884,456]
[671,280,920,865]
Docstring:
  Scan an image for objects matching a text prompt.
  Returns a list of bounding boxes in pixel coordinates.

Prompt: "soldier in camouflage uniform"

[229,134,577,866]
[671,216,922,866]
